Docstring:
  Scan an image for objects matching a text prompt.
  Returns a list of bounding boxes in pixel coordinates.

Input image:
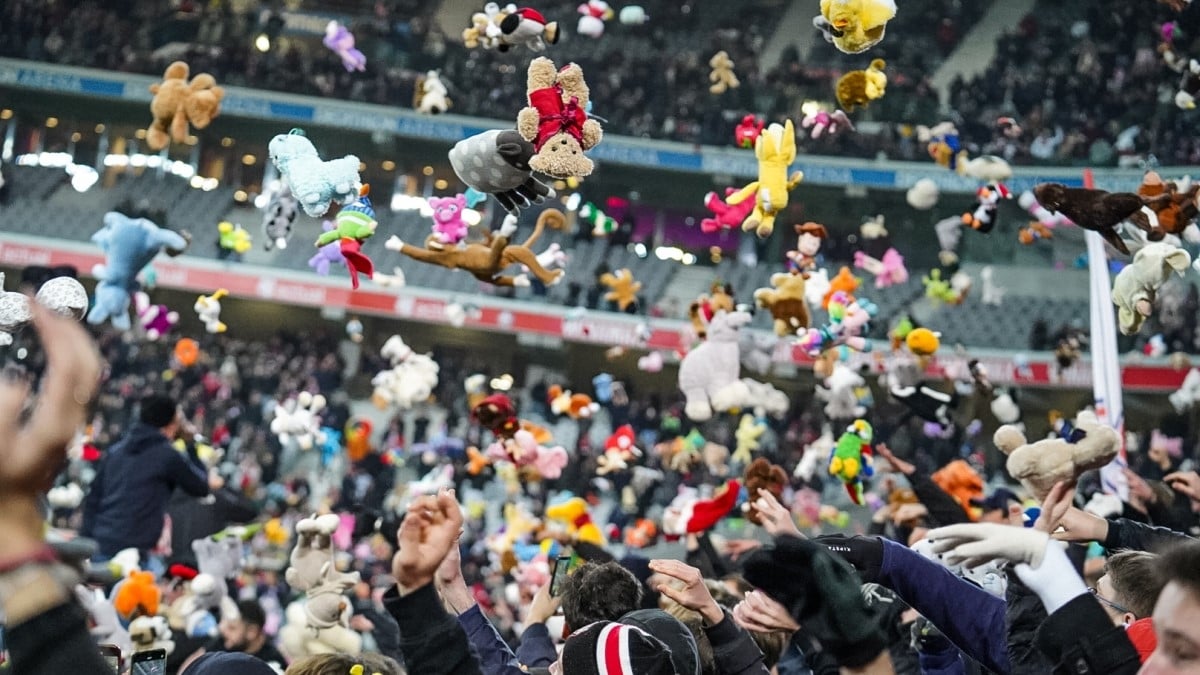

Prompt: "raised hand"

[733,589,799,634]
[648,559,724,626]
[754,488,802,538]
[874,443,914,476]
[393,488,464,594]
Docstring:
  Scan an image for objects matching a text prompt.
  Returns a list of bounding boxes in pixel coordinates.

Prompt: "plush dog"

[386,213,564,287]
[835,59,887,112]
[754,272,810,336]
[993,410,1120,501]
[146,61,224,151]
[813,0,897,54]
[268,128,362,218]
[1112,242,1192,335]
[449,129,554,214]
[516,57,604,179]
[1034,183,1144,255]
[88,212,189,330]
[600,268,641,312]
[725,120,803,238]
[677,310,753,421]
[709,51,740,94]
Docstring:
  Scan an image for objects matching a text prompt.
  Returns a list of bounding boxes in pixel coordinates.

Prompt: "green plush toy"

[580,202,618,236]
[218,221,252,254]
[829,419,874,505]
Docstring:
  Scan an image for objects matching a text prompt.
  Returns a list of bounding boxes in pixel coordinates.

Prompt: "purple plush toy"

[309,221,347,275]
[323,21,366,72]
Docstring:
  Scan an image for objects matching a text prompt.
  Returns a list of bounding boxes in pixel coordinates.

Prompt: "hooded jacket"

[82,423,210,556]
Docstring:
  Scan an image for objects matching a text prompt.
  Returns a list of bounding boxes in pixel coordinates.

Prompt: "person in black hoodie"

[82,394,219,562]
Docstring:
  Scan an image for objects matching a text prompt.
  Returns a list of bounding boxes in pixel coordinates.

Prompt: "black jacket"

[383,583,482,675]
[1103,517,1195,553]
[7,601,113,675]
[82,424,210,556]
[1035,593,1140,674]
[1005,573,1052,674]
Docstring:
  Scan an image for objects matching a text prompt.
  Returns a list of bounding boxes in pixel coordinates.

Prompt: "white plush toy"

[194,288,228,333]
[677,310,753,421]
[804,268,832,308]
[371,334,440,410]
[1170,368,1200,413]
[741,378,789,418]
[906,178,939,210]
[816,362,867,420]
[76,585,133,658]
[794,426,835,481]
[129,615,175,656]
[270,392,327,450]
[980,266,1006,306]
[416,71,452,114]
[1111,242,1192,335]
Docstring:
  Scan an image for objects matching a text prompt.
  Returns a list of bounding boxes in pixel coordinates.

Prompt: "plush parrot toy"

[828,418,874,504]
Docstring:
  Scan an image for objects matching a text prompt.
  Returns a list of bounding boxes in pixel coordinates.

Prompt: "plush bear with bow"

[1112,241,1192,335]
[268,128,362,218]
[993,410,1120,501]
[88,212,189,330]
[516,57,603,179]
[678,310,753,421]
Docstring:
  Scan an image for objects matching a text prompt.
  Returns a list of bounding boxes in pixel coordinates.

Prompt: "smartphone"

[549,555,573,597]
[99,644,122,674]
[131,649,165,675]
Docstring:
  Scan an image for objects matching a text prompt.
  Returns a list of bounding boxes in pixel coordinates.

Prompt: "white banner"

[1087,229,1129,500]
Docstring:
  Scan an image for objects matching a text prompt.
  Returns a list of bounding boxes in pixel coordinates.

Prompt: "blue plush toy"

[88,212,189,330]
[268,128,362,218]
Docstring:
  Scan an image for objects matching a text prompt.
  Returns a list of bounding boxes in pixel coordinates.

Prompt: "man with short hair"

[1096,550,1165,661]
[218,600,286,669]
[1142,540,1200,674]
[82,395,219,563]
[559,561,644,634]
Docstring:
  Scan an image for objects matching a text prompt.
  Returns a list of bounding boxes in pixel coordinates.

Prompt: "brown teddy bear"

[146,61,224,151]
[754,272,810,336]
[516,57,603,179]
[689,282,736,339]
[600,268,642,312]
[835,58,887,112]
[993,410,1120,501]
[1033,183,1145,255]
[1137,171,1200,240]
[743,458,788,525]
[709,51,740,94]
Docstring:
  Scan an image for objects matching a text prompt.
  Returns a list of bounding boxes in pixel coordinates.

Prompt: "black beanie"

[562,621,674,675]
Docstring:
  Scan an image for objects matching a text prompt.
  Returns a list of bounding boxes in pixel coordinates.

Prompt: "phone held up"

[131,648,166,675]
[550,555,573,597]
[99,644,123,674]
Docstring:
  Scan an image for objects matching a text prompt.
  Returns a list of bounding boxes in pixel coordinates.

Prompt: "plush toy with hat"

[743,458,788,524]
[546,496,606,546]
[498,7,559,51]
[787,222,829,274]
[853,248,908,287]
[1112,241,1192,335]
[813,0,896,54]
[516,57,603,179]
[577,0,614,37]
[371,335,439,410]
[709,51,740,94]
[962,183,1012,233]
[916,122,967,170]
[88,212,189,330]
[725,120,802,238]
[194,288,228,334]
[801,109,855,139]
[836,59,887,112]
[268,128,362,218]
[661,479,741,536]
[993,410,1120,501]
[754,272,810,337]
[449,129,554,215]
[598,424,642,474]
[829,419,874,504]
[1033,183,1146,255]
[735,114,765,149]
[600,268,641,312]
[1137,171,1200,241]
[315,189,377,289]
[323,20,366,71]
[146,61,224,151]
[700,187,758,233]
[677,309,754,421]
[462,2,510,49]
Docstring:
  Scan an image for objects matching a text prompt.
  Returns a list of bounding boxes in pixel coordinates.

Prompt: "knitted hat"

[182,652,277,675]
[620,609,701,675]
[562,621,674,675]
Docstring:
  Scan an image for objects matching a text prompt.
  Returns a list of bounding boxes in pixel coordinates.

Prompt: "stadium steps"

[930,0,1037,104]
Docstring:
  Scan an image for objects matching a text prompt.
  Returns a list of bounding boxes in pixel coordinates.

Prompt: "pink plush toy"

[796,291,877,356]
[429,194,471,248]
[853,248,909,288]
[801,109,855,139]
[700,187,758,233]
[487,429,568,479]
[134,291,179,341]
[323,21,366,72]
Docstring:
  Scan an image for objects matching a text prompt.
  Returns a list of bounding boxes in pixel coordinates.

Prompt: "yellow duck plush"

[815,0,897,54]
[725,120,803,238]
[836,58,888,112]
[546,497,606,546]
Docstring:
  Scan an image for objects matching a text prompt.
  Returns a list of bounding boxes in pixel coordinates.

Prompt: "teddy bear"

[962,183,1012,233]
[708,51,740,94]
[415,71,452,114]
[700,187,758,233]
[323,20,366,72]
[498,7,559,51]
[449,129,555,215]
[88,212,189,330]
[194,288,228,333]
[428,193,471,249]
[262,183,298,251]
[600,268,642,312]
[516,57,604,179]
[1137,171,1200,241]
[813,0,897,54]
[268,128,362,218]
[830,419,875,504]
[836,59,887,112]
[677,310,754,421]
[754,272,810,336]
[1034,183,1147,255]
[1112,242,1193,335]
[743,458,789,525]
[462,3,513,49]
[371,335,440,409]
[725,120,803,238]
[993,410,1121,501]
[146,61,224,151]
[689,281,736,339]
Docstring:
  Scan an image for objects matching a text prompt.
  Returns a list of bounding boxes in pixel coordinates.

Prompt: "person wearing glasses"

[1091,551,1166,661]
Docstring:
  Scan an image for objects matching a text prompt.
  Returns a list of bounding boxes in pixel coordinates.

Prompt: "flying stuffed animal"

[217,221,252,256]
[0,274,87,345]
[580,202,618,237]
[1033,183,1144,255]
[800,109,855,139]
[754,272,810,337]
[732,414,767,465]
[1017,189,1071,244]
[577,1,614,38]
[194,289,228,333]
[145,61,224,151]
[134,291,178,341]
[962,183,1012,233]
[829,419,875,504]
[796,291,877,356]
[700,187,758,233]
[853,248,908,288]
[309,221,347,276]
[315,190,377,289]
[261,183,298,251]
[835,59,887,112]
[709,51,740,94]
[414,71,453,114]
[725,120,802,238]
[323,21,366,72]
[813,0,897,54]
[1112,242,1192,335]
[547,384,600,419]
[916,122,967,171]
[497,7,559,51]
[516,57,604,179]
[598,424,642,474]
[734,115,765,149]
[449,130,554,214]
[677,310,754,421]
[600,268,641,312]
[268,128,362,218]
[787,222,828,274]
[88,212,189,330]
[428,194,471,249]
[689,281,736,339]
